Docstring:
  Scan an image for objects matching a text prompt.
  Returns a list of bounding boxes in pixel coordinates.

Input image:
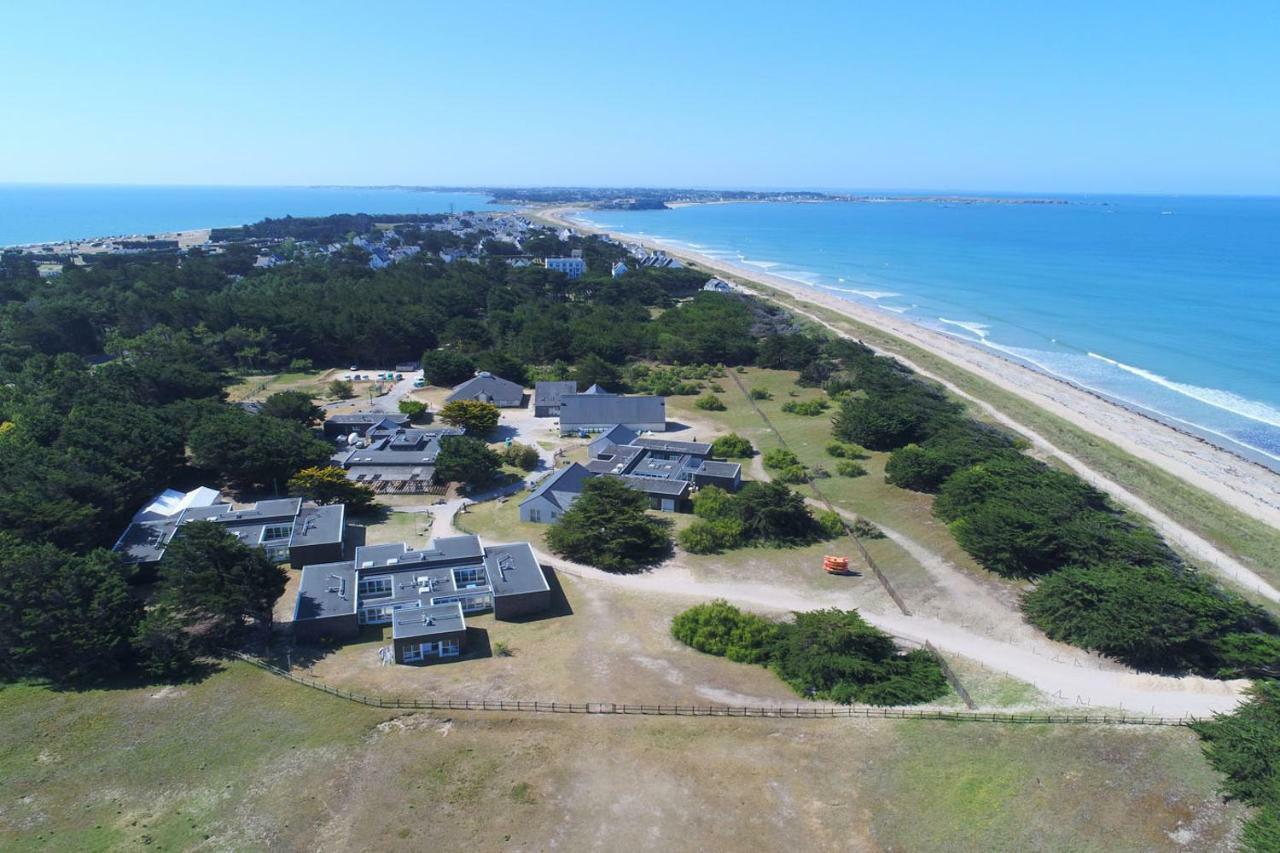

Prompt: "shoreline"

[538,206,1280,536]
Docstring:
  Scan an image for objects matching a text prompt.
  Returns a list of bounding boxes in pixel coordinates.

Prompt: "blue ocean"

[0,184,507,247]
[578,197,1280,470]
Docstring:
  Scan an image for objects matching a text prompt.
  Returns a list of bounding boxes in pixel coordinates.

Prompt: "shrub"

[1212,633,1280,678]
[832,389,960,450]
[500,442,540,471]
[694,393,727,411]
[671,600,777,664]
[816,510,845,538]
[775,465,809,484]
[327,379,354,399]
[762,448,801,470]
[678,518,745,554]
[851,518,885,539]
[708,382,725,393]
[749,388,771,400]
[826,441,868,459]
[769,609,949,705]
[732,481,820,543]
[710,433,753,458]
[781,398,830,416]
[835,459,867,477]
[691,485,736,520]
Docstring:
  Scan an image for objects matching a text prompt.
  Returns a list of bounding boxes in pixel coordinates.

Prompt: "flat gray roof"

[290,504,345,547]
[294,561,357,620]
[618,475,691,497]
[698,460,742,478]
[393,602,467,639]
[484,542,550,597]
[113,518,179,564]
[633,436,713,456]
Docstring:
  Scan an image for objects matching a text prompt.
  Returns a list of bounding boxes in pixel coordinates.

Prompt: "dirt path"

[434,507,1245,716]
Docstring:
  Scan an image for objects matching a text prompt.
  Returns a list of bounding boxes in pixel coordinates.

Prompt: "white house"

[611,260,628,278]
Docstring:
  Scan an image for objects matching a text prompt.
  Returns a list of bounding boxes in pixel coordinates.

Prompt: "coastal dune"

[540,207,1280,599]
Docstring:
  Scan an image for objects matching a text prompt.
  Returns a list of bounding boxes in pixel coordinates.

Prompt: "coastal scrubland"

[0,661,1245,851]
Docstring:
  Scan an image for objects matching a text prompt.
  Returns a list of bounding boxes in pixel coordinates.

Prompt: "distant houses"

[519,428,742,519]
[533,380,579,418]
[113,488,346,569]
[610,260,628,278]
[292,534,552,664]
[703,277,734,293]
[445,372,526,407]
[545,256,586,279]
[557,385,666,434]
[633,250,683,270]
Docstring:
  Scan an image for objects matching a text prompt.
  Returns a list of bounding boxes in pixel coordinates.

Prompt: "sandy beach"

[539,206,1280,598]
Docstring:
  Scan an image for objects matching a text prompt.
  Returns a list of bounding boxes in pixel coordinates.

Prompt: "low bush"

[500,442,540,471]
[694,393,727,411]
[826,441,868,459]
[690,482,826,547]
[816,510,846,538]
[835,459,867,477]
[851,517,885,539]
[762,448,801,470]
[775,465,809,484]
[749,387,772,400]
[781,398,830,416]
[677,518,745,554]
[671,603,948,705]
[710,433,753,458]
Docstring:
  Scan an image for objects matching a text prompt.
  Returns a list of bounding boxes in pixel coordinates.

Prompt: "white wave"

[742,259,781,269]
[1088,353,1280,429]
[837,277,846,282]
[937,317,991,340]
[879,304,911,314]
[846,289,900,300]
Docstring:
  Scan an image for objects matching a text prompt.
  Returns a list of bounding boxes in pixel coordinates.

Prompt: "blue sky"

[3,1,1277,193]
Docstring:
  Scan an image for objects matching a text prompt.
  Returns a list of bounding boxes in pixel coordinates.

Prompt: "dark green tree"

[259,389,323,425]
[158,521,287,645]
[0,536,140,682]
[421,349,476,386]
[545,477,671,572]
[433,435,502,486]
[187,407,332,487]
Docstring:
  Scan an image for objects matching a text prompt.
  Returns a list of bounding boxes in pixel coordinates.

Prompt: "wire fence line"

[725,371,913,618]
[234,654,1200,727]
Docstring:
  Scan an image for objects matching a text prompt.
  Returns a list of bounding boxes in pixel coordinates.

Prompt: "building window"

[433,593,491,613]
[453,566,487,589]
[358,576,393,598]
[528,508,542,522]
[439,639,460,657]
[360,606,392,624]
[261,523,294,543]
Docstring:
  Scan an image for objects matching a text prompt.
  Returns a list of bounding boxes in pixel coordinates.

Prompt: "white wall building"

[545,257,586,279]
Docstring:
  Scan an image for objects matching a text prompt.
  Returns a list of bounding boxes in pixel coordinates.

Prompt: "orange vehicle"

[823,555,850,575]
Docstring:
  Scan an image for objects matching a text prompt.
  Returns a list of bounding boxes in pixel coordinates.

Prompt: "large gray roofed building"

[558,389,666,434]
[113,491,346,569]
[522,424,742,517]
[446,371,525,407]
[293,533,552,662]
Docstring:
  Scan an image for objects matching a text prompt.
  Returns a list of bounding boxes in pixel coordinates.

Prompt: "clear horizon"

[3,1,1278,194]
